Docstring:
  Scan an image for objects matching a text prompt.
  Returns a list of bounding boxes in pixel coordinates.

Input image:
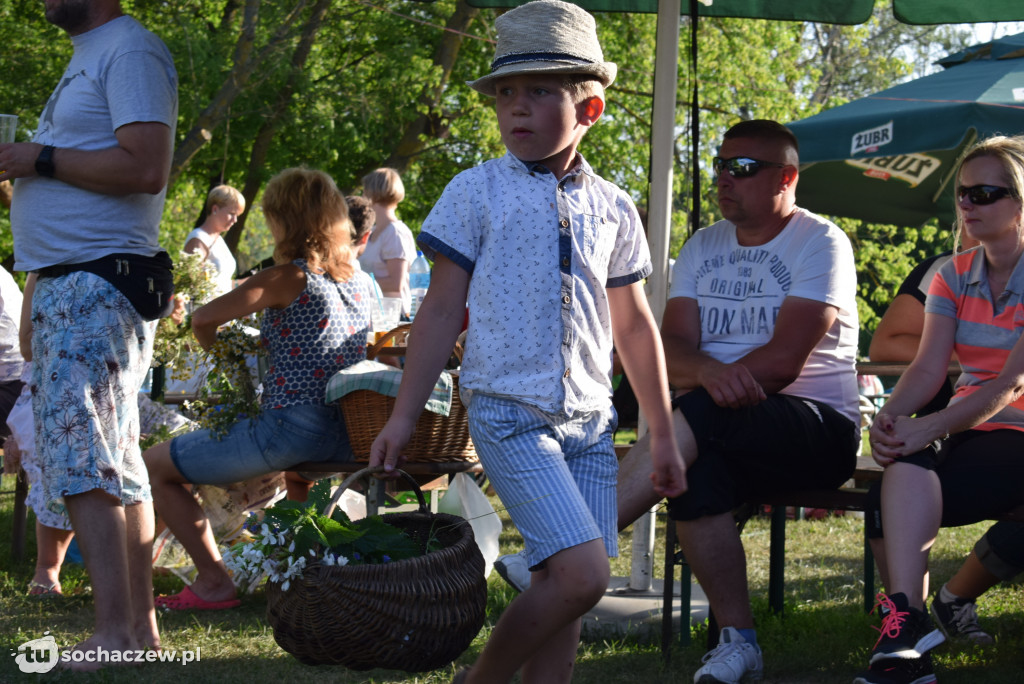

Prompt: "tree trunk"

[372,0,481,176]
[227,0,331,255]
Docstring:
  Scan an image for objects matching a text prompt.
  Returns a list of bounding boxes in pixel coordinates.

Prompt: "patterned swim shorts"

[31,271,155,518]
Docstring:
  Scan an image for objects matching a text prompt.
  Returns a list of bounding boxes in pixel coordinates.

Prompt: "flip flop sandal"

[27,580,62,597]
[154,585,240,611]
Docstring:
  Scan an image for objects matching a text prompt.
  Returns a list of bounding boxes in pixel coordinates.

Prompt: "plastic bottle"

[408,250,431,320]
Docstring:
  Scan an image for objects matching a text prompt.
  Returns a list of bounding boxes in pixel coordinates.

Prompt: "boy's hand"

[648,433,686,498]
[369,416,418,477]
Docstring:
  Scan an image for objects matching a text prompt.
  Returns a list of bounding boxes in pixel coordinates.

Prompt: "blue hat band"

[490,51,596,72]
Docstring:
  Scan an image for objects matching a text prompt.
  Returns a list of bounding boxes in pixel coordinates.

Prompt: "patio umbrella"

[787,32,1024,228]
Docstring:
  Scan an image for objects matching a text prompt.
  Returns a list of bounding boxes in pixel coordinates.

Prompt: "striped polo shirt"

[927,247,1024,432]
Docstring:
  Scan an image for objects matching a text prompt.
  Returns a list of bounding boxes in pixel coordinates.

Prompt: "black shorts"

[0,379,23,441]
[866,429,1024,540]
[666,389,859,521]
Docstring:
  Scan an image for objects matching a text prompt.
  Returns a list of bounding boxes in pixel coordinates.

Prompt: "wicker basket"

[264,467,487,670]
[341,324,477,463]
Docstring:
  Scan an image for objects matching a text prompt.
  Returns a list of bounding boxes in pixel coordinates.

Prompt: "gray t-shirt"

[10,15,178,271]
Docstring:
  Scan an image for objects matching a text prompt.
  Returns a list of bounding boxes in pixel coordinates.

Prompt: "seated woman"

[857,135,1024,683]
[869,230,1019,647]
[144,168,370,610]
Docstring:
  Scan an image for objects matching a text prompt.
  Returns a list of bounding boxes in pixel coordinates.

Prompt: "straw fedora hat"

[468,0,617,96]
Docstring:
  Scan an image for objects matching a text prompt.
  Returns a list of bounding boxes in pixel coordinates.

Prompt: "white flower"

[281,580,290,591]
[288,540,295,553]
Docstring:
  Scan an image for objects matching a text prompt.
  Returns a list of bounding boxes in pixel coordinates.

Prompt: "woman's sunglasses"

[713,156,786,179]
[956,184,1019,206]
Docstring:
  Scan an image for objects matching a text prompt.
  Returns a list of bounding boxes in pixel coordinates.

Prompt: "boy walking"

[371,1,685,681]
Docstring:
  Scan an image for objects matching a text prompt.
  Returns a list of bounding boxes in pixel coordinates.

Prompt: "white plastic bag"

[437,472,501,579]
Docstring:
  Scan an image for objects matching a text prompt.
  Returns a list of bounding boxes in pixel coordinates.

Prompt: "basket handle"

[323,465,428,518]
[367,323,411,360]
[367,322,464,365]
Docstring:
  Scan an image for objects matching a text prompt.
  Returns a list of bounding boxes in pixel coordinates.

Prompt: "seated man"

[619,119,860,684]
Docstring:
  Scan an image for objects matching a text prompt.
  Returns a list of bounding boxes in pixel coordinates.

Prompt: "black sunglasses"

[956,184,1019,206]
[713,156,787,179]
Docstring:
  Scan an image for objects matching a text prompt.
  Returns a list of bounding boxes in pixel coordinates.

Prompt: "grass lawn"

[2,471,1023,683]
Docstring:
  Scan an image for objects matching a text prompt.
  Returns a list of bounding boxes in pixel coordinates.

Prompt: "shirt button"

[560,219,569,227]
[563,369,571,378]
[561,257,570,267]
[562,295,570,304]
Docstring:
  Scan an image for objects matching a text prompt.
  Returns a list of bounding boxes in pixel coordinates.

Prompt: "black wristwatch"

[35,145,56,178]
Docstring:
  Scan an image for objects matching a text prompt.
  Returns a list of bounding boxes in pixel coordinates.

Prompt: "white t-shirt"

[10,16,178,271]
[186,227,235,297]
[357,220,416,314]
[670,208,860,424]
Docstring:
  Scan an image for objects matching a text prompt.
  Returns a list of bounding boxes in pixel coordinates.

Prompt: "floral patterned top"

[261,260,371,409]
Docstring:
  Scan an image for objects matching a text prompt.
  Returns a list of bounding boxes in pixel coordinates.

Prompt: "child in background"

[144,168,369,610]
[371,2,685,682]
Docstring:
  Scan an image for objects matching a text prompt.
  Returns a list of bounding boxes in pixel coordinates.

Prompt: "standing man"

[617,120,860,684]
[0,0,177,667]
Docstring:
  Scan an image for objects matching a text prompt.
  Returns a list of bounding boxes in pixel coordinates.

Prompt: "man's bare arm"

[662,295,837,407]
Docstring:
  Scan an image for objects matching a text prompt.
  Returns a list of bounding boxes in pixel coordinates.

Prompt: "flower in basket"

[223,479,424,592]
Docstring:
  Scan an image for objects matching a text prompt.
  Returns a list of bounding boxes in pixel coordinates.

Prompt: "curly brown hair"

[261,168,353,282]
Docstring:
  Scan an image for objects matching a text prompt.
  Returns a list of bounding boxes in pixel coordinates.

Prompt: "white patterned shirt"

[419,152,651,416]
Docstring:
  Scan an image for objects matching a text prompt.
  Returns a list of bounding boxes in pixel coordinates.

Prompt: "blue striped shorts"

[465,393,618,569]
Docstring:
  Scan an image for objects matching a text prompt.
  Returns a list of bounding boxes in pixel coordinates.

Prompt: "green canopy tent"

[787,31,1024,228]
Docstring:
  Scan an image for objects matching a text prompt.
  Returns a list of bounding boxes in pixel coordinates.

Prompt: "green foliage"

[264,479,421,564]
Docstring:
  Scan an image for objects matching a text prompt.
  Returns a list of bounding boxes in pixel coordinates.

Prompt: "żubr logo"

[844,152,942,188]
[850,121,894,156]
[12,633,201,673]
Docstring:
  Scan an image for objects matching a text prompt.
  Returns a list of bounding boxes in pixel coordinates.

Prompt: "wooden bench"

[659,456,1024,656]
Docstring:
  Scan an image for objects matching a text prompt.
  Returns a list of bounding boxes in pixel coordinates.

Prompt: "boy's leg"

[464,395,616,682]
[468,539,609,684]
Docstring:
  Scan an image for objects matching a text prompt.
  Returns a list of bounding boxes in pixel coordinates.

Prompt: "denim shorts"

[170,403,353,485]
[465,393,618,569]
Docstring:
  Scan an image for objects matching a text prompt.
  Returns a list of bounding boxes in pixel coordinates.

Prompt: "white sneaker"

[694,627,763,684]
[494,552,531,593]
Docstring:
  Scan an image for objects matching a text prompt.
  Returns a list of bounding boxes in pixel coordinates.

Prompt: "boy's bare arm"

[607,282,686,497]
[371,254,470,473]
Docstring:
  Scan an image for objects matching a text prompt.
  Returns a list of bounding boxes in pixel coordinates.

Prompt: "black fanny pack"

[36,251,175,321]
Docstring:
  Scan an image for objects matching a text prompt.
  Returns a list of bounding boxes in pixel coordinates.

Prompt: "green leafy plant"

[223,479,422,592]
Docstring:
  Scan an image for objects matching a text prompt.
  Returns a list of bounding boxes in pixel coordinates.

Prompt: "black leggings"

[866,429,1024,539]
